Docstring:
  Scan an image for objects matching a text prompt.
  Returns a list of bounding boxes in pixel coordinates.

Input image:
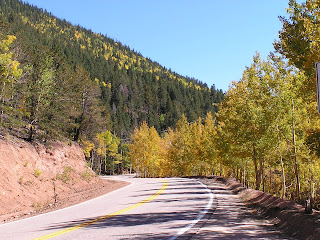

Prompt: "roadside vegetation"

[130,0,320,209]
[0,0,223,176]
[2,0,320,209]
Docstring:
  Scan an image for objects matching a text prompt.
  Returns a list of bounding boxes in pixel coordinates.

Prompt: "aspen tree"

[0,34,22,124]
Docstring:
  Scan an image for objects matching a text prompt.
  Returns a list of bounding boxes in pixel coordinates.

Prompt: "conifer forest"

[2,0,320,208]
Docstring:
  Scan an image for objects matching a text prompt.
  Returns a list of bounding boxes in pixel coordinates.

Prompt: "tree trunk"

[292,99,300,201]
[280,155,286,198]
[236,167,239,181]
[243,160,247,188]
[269,167,272,194]
[277,124,286,198]
[89,150,93,170]
[252,142,261,190]
[0,82,5,123]
[259,158,264,191]
[306,158,313,213]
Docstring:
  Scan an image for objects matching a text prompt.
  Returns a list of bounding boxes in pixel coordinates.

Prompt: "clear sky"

[24,0,297,92]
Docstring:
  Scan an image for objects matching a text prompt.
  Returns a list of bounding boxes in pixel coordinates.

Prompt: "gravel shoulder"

[196,178,294,240]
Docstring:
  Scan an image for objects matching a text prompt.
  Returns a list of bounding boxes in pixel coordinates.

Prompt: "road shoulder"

[1,177,129,224]
[194,178,293,240]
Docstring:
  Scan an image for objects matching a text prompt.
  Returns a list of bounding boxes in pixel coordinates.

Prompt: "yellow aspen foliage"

[129,122,165,177]
[21,15,29,24]
[96,130,120,159]
[79,137,95,158]
[0,34,23,95]
[129,114,220,178]
[74,30,81,40]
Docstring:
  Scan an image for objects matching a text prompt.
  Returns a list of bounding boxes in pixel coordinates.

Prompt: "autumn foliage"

[130,55,320,209]
[3,0,320,208]
[129,0,320,209]
[129,113,217,178]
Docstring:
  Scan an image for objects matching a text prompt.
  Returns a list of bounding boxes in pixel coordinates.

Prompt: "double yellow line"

[34,180,168,240]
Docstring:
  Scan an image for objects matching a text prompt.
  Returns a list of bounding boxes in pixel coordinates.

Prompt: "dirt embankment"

[202,176,320,240]
[0,137,128,223]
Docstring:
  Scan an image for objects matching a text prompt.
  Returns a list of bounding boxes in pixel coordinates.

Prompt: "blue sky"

[24,0,298,92]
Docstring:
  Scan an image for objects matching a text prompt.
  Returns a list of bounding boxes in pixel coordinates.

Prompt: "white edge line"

[168,180,214,240]
[0,176,134,226]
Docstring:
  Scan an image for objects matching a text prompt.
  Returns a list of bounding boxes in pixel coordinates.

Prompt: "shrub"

[34,169,42,178]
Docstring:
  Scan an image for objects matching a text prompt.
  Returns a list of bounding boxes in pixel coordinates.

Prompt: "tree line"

[129,113,216,178]
[0,0,224,140]
[129,0,320,209]
[0,21,126,173]
[0,0,224,174]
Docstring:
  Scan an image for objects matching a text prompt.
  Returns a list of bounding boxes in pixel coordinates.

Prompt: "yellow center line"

[34,180,168,240]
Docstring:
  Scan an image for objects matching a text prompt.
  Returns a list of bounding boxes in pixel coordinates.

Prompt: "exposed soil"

[0,136,129,223]
[3,137,318,239]
[200,176,320,240]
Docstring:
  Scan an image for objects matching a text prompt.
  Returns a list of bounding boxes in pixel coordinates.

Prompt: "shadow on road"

[37,178,294,240]
[194,179,295,240]
[38,209,204,239]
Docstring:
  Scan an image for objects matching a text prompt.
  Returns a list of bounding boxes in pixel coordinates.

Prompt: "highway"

[0,175,292,239]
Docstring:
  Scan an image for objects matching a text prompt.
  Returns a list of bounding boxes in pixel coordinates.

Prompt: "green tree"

[274,0,320,97]
[71,66,105,142]
[96,130,121,175]
[0,34,22,125]
[23,47,54,141]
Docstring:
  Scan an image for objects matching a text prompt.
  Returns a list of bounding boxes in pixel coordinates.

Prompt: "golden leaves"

[129,114,218,177]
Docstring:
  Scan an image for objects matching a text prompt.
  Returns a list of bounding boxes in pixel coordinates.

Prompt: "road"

[0,175,293,240]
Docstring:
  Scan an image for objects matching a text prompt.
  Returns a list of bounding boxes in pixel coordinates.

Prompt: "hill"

[0,137,128,222]
[0,0,224,141]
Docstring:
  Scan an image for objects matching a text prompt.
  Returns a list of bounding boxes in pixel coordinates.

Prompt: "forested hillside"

[0,0,223,173]
[0,0,223,139]
[129,0,320,209]
[3,0,320,213]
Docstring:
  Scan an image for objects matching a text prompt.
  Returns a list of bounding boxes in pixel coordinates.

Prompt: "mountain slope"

[0,0,224,140]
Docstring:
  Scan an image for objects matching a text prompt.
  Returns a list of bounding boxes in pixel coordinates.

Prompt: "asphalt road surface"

[0,175,293,240]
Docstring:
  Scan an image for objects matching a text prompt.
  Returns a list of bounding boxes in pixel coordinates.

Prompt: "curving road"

[0,175,292,240]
